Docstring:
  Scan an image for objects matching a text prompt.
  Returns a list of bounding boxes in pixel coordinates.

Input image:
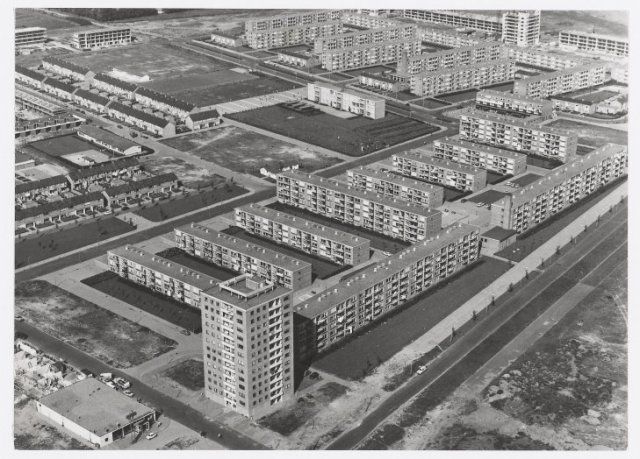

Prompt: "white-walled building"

[307,82,385,119]
[72,27,132,50]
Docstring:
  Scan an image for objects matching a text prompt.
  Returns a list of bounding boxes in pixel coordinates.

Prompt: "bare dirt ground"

[139,155,225,188]
[541,10,627,37]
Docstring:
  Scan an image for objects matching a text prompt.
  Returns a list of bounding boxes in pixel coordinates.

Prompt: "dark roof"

[68,157,139,181]
[74,88,110,106]
[188,108,221,122]
[44,77,77,94]
[16,191,104,221]
[108,101,171,128]
[135,86,196,112]
[105,173,178,197]
[16,113,78,130]
[43,56,91,76]
[94,73,138,92]
[481,226,518,241]
[15,64,47,82]
[16,175,69,195]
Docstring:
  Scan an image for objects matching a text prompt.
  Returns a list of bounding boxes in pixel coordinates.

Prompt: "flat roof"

[16,89,65,112]
[406,40,502,62]
[74,27,131,35]
[279,171,440,218]
[412,58,514,77]
[295,223,478,318]
[175,223,312,273]
[78,125,140,151]
[467,189,511,204]
[108,245,219,291]
[393,149,487,175]
[310,81,385,103]
[476,88,553,107]
[38,379,154,436]
[236,203,370,247]
[205,275,291,310]
[561,30,628,43]
[16,27,46,33]
[459,108,576,138]
[433,136,527,161]
[510,172,543,187]
[348,166,445,193]
[482,226,517,241]
[515,62,607,85]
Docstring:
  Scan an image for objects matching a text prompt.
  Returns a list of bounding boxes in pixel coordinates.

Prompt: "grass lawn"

[15,280,177,368]
[15,218,135,269]
[546,119,628,148]
[134,184,248,222]
[156,247,239,281]
[163,359,205,391]
[311,257,512,380]
[495,178,626,262]
[415,98,451,109]
[82,272,202,332]
[160,126,343,177]
[139,156,224,188]
[268,202,410,253]
[222,227,350,280]
[15,9,91,29]
[29,134,98,158]
[142,69,258,93]
[227,104,439,156]
[526,155,564,169]
[437,89,479,103]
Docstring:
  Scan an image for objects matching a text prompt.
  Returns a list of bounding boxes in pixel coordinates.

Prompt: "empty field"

[139,156,224,187]
[156,247,239,281]
[546,119,627,148]
[15,9,91,29]
[15,280,177,368]
[437,89,479,103]
[227,104,439,156]
[82,271,203,332]
[163,359,205,392]
[141,69,258,93]
[29,135,100,158]
[311,257,512,380]
[160,126,342,176]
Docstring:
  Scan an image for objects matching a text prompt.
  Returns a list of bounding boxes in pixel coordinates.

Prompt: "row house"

[42,56,94,81]
[107,101,176,137]
[133,86,196,120]
[73,88,111,113]
[15,64,48,89]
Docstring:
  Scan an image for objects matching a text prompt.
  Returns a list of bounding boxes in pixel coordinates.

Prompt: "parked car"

[99,372,113,382]
[476,202,484,207]
[145,432,157,440]
[114,377,131,389]
[416,365,428,375]
[122,389,135,397]
[105,380,117,389]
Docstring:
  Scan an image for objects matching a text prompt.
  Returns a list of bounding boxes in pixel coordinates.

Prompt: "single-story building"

[358,72,408,92]
[480,226,518,255]
[77,125,143,156]
[210,31,244,47]
[276,50,319,68]
[185,108,222,130]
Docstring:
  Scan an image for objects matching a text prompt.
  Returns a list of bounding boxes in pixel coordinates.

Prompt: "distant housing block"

[16,27,46,48]
[513,63,609,98]
[559,30,628,57]
[72,27,132,50]
[475,89,554,118]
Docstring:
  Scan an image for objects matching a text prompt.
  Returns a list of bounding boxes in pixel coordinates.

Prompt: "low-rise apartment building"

[107,102,175,137]
[392,150,488,192]
[107,245,217,310]
[409,59,515,97]
[559,30,628,57]
[72,27,132,50]
[346,166,445,208]
[277,171,442,243]
[307,82,385,119]
[234,204,370,266]
[174,223,312,291]
[490,143,627,233]
[294,223,480,359]
[358,72,407,92]
[513,63,609,98]
[16,89,66,116]
[458,108,578,161]
[432,136,527,176]
[475,89,554,117]
[16,27,46,48]
[276,50,319,68]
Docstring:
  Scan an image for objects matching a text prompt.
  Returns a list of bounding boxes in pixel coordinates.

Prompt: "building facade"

[559,30,628,57]
[513,63,609,98]
[307,82,385,119]
[400,10,503,34]
[16,27,46,48]
[505,45,588,70]
[234,204,370,266]
[107,102,175,137]
[42,56,93,81]
[501,10,540,47]
[72,28,132,50]
[475,89,554,117]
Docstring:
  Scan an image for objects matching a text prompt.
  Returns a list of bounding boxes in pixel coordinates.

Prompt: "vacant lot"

[495,180,626,262]
[415,98,451,109]
[312,257,512,380]
[29,135,97,158]
[163,359,205,392]
[15,9,91,29]
[142,69,257,93]
[15,280,177,368]
[436,89,479,104]
[174,75,300,106]
[134,183,247,222]
[15,218,135,268]
[161,126,342,176]
[268,202,410,253]
[423,423,553,450]
[228,104,438,156]
[157,247,238,281]
[546,119,627,148]
[139,155,222,187]
[82,271,202,332]
[223,227,349,280]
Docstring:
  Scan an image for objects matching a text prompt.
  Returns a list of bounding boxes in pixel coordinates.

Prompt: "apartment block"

[307,82,385,119]
[513,63,608,98]
[314,24,417,53]
[72,28,132,50]
[432,136,527,176]
[409,59,515,97]
[418,26,486,48]
[396,41,505,76]
[295,223,480,359]
[501,10,540,47]
[234,204,370,266]
[16,27,46,48]
[277,171,442,243]
[490,144,628,232]
[174,223,312,291]
[107,245,217,311]
[400,10,503,34]
[475,89,554,117]
[459,108,578,161]
[559,30,628,57]
[505,45,588,70]
[202,275,294,418]
[358,72,407,92]
[392,150,488,192]
[244,10,343,49]
[346,166,445,208]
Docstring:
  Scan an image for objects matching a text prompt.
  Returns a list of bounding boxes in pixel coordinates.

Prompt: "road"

[14,320,268,450]
[326,203,627,450]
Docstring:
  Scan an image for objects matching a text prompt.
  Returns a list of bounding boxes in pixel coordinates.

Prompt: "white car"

[122,389,134,397]
[114,377,131,389]
[416,365,428,375]
[105,380,117,389]
[146,432,157,440]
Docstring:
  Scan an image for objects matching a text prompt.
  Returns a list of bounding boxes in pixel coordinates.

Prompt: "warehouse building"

[559,30,628,57]
[42,56,94,81]
[513,63,609,98]
[234,204,370,266]
[185,109,222,131]
[174,223,312,291]
[16,27,46,48]
[475,89,554,118]
[490,143,627,233]
[107,102,175,137]
[432,136,527,176]
[15,64,48,89]
[72,27,132,50]
[36,378,156,448]
[307,82,385,119]
[409,59,516,97]
[392,149,488,192]
[295,223,480,360]
[346,166,445,208]
[202,275,294,418]
[277,171,442,243]
[458,108,578,161]
[73,89,111,113]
